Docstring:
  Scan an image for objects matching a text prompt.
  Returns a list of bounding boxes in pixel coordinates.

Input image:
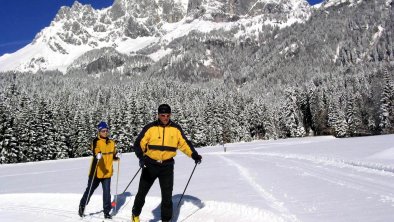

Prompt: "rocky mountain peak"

[54,1,95,22]
[0,0,312,73]
[187,0,310,22]
[110,0,187,23]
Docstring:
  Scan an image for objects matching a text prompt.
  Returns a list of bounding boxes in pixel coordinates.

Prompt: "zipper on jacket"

[162,126,165,146]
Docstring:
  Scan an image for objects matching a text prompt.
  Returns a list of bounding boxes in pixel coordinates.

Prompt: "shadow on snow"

[111,192,133,215]
[149,194,205,222]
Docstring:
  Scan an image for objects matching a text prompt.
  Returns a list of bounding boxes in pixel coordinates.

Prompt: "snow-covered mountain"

[0,0,311,73]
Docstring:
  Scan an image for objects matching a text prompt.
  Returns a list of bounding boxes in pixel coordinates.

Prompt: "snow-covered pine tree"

[1,75,20,163]
[328,97,348,138]
[223,99,238,143]
[345,92,364,136]
[247,100,265,140]
[51,105,69,159]
[308,84,329,135]
[0,97,8,163]
[15,94,33,162]
[379,68,394,134]
[261,104,278,140]
[70,110,91,157]
[279,88,305,138]
[191,111,207,147]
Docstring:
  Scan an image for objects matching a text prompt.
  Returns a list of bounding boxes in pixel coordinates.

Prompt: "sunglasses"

[159,114,170,118]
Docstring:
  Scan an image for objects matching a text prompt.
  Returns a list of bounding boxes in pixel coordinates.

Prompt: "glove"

[191,152,202,164]
[139,158,145,168]
[113,152,121,161]
[96,153,102,160]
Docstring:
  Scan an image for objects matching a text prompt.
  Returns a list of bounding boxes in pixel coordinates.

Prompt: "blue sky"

[0,0,324,56]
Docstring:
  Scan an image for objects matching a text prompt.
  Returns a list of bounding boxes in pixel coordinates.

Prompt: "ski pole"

[177,163,198,209]
[111,159,120,210]
[122,167,142,194]
[83,158,99,214]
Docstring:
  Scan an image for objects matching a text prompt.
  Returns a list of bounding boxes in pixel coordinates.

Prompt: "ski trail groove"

[0,204,131,221]
[248,154,394,206]
[246,153,394,194]
[219,155,300,222]
[0,204,75,219]
[283,158,394,203]
[220,151,394,176]
[0,167,85,178]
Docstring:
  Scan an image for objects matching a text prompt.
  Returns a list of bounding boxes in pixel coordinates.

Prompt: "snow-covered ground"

[1,135,394,222]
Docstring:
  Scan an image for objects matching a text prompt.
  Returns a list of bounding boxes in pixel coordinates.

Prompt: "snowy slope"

[1,135,394,221]
[322,0,364,8]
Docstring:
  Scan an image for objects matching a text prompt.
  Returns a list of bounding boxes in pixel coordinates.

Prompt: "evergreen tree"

[279,88,305,137]
[328,97,348,138]
[379,68,394,134]
[15,94,33,162]
[308,85,329,135]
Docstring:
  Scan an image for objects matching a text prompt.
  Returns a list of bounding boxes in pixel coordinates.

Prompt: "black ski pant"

[132,163,174,221]
[79,177,112,214]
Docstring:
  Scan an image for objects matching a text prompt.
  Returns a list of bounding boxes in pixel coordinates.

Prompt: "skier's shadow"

[111,192,132,215]
[88,210,103,216]
[149,194,205,222]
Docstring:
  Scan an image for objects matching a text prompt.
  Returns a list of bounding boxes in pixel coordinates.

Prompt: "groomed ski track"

[1,135,394,221]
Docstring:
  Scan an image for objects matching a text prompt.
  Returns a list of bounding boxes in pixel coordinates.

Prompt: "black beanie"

[158,104,171,114]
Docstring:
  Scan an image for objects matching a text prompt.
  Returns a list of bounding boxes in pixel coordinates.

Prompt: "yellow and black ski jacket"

[134,120,197,165]
[89,136,117,178]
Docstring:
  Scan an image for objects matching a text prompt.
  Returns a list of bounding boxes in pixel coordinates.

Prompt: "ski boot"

[78,205,85,217]
[104,212,112,219]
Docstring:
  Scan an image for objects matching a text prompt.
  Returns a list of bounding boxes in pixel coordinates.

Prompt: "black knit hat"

[158,104,171,114]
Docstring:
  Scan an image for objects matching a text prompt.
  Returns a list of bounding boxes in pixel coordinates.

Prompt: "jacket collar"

[156,119,172,127]
[97,134,108,140]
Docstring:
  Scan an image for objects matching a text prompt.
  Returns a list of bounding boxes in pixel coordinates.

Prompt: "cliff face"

[0,0,311,73]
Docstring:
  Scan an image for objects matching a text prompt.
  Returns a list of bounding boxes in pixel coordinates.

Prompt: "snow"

[116,37,158,54]
[149,48,173,62]
[333,43,341,62]
[175,0,189,12]
[311,3,323,9]
[323,0,364,8]
[367,147,394,160]
[370,25,385,46]
[1,135,394,222]
[0,0,312,73]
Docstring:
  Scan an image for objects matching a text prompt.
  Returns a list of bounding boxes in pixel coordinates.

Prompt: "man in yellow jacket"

[131,104,202,222]
[79,122,119,219]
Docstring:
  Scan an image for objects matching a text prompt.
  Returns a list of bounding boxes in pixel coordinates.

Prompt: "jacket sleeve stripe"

[172,123,198,154]
[148,145,177,152]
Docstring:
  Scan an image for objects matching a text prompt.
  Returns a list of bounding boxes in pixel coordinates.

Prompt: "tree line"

[0,64,393,164]
[1,0,394,164]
